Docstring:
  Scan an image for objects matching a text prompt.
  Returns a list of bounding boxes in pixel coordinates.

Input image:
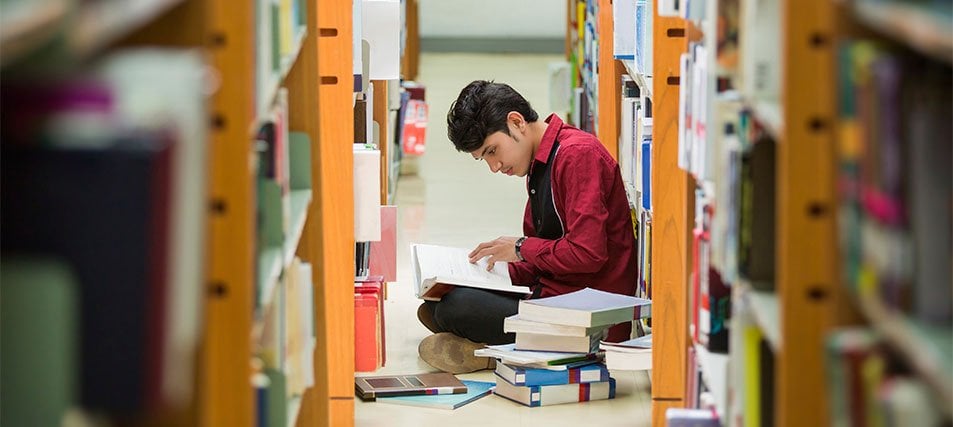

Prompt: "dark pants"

[424,287,520,345]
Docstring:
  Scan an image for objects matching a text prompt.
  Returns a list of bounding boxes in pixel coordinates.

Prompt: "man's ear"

[507,111,526,133]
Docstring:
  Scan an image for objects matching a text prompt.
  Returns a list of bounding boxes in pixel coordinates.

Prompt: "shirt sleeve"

[519,145,612,275]
[509,200,541,286]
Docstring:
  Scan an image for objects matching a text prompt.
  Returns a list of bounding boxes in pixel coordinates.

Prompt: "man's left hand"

[468,236,520,271]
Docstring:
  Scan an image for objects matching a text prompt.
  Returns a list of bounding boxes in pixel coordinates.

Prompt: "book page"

[413,243,511,286]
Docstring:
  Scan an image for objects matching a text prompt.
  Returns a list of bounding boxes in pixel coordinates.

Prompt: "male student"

[417,80,638,374]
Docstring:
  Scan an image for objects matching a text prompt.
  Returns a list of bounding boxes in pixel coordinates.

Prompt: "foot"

[417,303,440,333]
[418,332,496,374]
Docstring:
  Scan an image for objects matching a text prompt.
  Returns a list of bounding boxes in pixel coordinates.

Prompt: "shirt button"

[530,189,536,195]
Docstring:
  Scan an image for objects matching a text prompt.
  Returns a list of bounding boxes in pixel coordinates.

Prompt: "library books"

[354,144,381,242]
[503,315,608,337]
[665,408,720,426]
[410,243,532,301]
[515,331,604,354]
[376,380,494,410]
[493,374,616,407]
[600,335,652,371]
[495,361,608,387]
[517,287,651,328]
[474,344,600,370]
[355,372,466,400]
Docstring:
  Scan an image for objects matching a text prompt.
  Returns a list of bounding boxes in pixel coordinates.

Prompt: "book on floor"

[410,243,532,301]
[503,314,609,337]
[514,330,605,353]
[354,372,466,400]
[600,335,652,371]
[375,380,494,410]
[518,287,651,327]
[495,362,609,387]
[493,374,616,407]
[474,344,601,369]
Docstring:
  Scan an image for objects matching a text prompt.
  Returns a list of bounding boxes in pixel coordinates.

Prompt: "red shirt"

[508,114,638,341]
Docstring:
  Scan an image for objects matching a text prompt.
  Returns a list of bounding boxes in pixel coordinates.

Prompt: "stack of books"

[479,288,651,407]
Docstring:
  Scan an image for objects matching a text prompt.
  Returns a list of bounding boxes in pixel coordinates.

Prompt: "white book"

[493,375,616,407]
[503,315,608,337]
[515,331,604,353]
[474,344,597,370]
[410,244,532,301]
[518,288,651,328]
[603,348,652,371]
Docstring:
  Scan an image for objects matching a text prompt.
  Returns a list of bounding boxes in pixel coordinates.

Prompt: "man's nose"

[487,159,501,173]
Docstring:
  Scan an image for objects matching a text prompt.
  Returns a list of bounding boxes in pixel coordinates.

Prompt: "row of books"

[836,40,952,325]
[1,49,208,420]
[618,73,654,338]
[255,0,307,116]
[252,257,316,427]
[612,0,654,77]
[570,0,598,132]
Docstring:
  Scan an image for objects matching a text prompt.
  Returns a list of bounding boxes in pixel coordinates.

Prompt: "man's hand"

[468,236,520,271]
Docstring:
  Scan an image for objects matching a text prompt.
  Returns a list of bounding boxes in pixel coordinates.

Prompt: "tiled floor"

[353,52,652,427]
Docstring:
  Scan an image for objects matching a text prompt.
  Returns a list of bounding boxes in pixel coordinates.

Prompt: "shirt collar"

[534,113,564,164]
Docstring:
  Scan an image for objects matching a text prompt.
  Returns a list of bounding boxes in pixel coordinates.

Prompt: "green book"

[375,380,494,410]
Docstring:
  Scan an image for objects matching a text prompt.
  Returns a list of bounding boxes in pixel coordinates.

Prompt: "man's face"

[470,129,532,177]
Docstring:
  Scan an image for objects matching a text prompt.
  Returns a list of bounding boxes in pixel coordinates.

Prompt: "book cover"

[411,243,532,301]
[503,314,608,337]
[518,287,651,328]
[355,372,466,400]
[375,380,494,410]
[495,362,608,387]
[515,331,604,353]
[493,375,616,407]
[474,344,599,369]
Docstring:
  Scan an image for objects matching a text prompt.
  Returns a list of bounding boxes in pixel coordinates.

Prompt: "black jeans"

[424,287,521,345]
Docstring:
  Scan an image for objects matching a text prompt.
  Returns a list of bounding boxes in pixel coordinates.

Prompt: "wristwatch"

[514,236,528,261]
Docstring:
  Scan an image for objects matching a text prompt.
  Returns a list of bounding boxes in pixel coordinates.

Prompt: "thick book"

[474,344,600,369]
[354,373,466,400]
[375,380,494,410]
[410,243,532,301]
[600,335,653,371]
[503,314,608,337]
[495,362,608,387]
[514,331,604,353]
[518,287,652,327]
[493,374,616,407]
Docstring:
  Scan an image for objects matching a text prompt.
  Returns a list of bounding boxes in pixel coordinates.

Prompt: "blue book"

[495,362,609,387]
[375,380,494,410]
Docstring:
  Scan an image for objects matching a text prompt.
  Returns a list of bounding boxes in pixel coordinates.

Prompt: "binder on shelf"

[362,0,400,80]
[354,144,382,241]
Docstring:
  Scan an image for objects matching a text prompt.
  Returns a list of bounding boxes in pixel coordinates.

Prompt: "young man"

[417,80,638,373]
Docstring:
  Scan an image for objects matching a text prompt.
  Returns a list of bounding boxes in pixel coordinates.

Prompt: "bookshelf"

[598,0,952,425]
[1,0,361,425]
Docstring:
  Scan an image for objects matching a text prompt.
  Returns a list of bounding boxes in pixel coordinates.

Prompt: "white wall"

[419,0,566,39]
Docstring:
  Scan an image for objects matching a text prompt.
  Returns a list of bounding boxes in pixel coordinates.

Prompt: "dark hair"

[446,80,539,152]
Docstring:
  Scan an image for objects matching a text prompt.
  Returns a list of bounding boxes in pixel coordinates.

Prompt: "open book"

[410,243,532,301]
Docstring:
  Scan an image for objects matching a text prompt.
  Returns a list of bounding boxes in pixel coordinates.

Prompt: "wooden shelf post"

[312,0,356,425]
[776,0,837,424]
[597,0,621,159]
[649,8,691,427]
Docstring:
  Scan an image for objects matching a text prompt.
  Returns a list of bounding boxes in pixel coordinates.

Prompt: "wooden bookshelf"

[312,0,356,425]
[776,0,839,424]
[597,0,621,159]
[374,80,390,205]
[201,0,257,424]
[649,8,691,427]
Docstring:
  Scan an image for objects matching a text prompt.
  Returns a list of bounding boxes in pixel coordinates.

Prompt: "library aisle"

[354,52,652,426]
